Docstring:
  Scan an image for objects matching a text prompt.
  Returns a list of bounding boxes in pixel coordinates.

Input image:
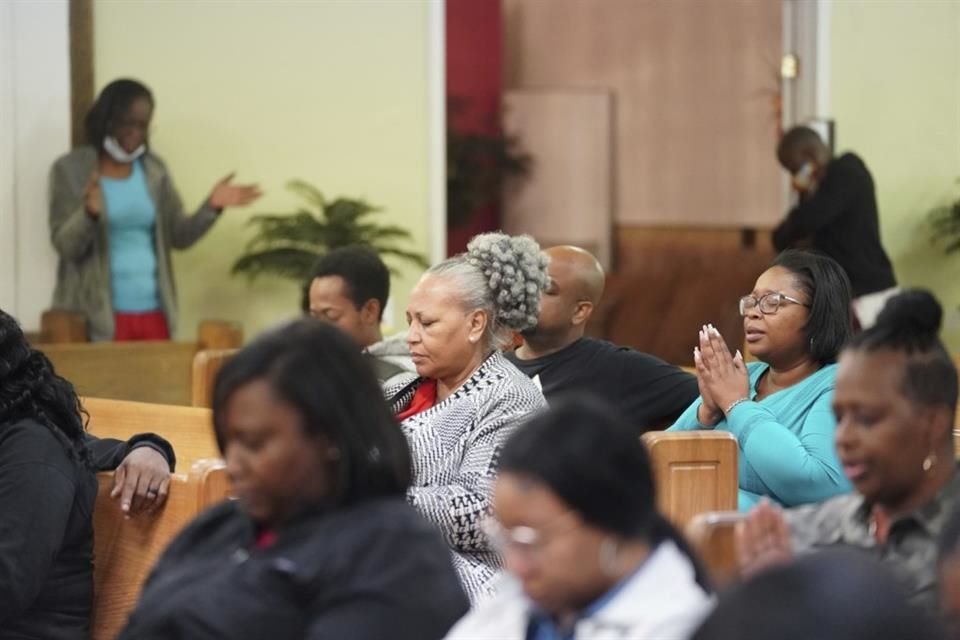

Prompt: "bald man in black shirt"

[505,246,698,433]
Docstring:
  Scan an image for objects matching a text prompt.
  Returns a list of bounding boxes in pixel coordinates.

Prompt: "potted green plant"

[446,97,532,229]
[232,180,429,287]
[928,179,960,254]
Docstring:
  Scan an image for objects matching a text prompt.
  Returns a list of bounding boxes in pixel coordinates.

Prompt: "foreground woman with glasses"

[445,396,713,640]
[668,250,854,510]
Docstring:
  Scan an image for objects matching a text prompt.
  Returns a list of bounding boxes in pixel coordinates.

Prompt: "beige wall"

[831,0,960,351]
[504,0,783,227]
[94,0,437,340]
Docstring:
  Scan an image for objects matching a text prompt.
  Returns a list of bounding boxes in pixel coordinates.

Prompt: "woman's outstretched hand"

[208,172,262,210]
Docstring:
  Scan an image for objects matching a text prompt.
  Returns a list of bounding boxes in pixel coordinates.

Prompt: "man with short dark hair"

[304,246,413,385]
[505,245,699,433]
[773,126,897,328]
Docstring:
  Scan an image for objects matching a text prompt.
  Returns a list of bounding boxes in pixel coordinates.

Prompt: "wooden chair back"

[642,430,739,529]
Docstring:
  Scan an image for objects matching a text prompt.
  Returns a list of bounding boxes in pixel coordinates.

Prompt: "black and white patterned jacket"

[387,352,546,602]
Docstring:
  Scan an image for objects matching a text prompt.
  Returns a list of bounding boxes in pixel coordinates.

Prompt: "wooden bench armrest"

[641,430,739,529]
[40,309,89,343]
[191,349,237,408]
[197,320,243,350]
[686,510,743,588]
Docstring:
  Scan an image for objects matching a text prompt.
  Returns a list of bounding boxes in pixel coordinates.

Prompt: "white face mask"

[103,136,146,163]
[792,162,816,191]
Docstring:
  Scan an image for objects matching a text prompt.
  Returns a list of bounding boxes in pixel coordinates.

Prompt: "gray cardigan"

[48,146,220,341]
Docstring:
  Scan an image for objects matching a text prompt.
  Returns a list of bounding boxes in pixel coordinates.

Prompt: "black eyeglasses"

[739,292,810,316]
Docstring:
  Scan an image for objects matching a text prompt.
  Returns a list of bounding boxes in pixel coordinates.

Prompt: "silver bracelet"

[725,397,749,415]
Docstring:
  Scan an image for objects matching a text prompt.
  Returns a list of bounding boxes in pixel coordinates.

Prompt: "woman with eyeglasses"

[445,396,713,640]
[668,250,854,510]
[49,78,261,341]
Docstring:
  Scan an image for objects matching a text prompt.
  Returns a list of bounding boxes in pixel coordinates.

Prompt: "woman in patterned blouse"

[388,232,549,602]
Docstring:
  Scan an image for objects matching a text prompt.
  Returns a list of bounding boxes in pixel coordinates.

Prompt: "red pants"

[113,311,170,341]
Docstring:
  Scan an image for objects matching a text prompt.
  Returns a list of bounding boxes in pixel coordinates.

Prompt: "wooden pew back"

[34,319,241,406]
[92,460,229,639]
[45,341,198,405]
[83,397,220,467]
[642,431,739,529]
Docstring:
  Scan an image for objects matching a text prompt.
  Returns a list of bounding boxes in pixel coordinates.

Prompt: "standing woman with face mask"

[48,79,262,341]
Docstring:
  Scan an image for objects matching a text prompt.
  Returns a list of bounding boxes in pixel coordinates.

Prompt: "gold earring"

[923,454,936,472]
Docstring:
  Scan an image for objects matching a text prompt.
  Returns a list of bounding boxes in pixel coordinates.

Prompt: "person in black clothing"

[119,319,469,639]
[0,309,176,640]
[506,245,699,433]
[773,126,897,328]
[304,246,413,387]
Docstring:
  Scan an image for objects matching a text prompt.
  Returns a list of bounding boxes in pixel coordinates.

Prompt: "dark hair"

[212,319,411,505]
[692,550,945,640]
[0,310,88,464]
[771,250,853,366]
[84,78,154,150]
[777,125,828,163]
[498,395,711,591]
[847,289,958,419]
[300,246,390,317]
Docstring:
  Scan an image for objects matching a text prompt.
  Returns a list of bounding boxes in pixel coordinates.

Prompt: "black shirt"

[505,337,699,433]
[0,419,97,640]
[773,152,897,297]
[119,498,470,640]
[0,420,174,640]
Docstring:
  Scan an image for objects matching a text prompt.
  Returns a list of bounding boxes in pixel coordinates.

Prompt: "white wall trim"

[0,1,18,314]
[815,0,832,117]
[0,1,70,330]
[427,0,446,264]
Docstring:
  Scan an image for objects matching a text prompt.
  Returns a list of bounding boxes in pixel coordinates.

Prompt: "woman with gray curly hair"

[388,232,549,602]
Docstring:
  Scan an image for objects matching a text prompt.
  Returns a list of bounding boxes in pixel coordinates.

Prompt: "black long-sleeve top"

[773,153,896,297]
[119,498,470,639]
[0,419,174,640]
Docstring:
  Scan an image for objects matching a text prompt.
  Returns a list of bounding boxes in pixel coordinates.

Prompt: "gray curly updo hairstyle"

[428,232,549,350]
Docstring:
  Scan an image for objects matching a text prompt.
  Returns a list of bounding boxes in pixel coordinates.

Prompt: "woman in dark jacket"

[119,320,469,639]
[0,309,176,639]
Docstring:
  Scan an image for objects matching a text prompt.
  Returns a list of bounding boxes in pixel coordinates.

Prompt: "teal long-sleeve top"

[667,362,851,511]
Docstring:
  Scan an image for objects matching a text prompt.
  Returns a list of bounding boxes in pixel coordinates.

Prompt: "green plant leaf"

[232,180,429,285]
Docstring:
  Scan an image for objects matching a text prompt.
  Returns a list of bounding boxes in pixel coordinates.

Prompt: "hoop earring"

[923,454,937,472]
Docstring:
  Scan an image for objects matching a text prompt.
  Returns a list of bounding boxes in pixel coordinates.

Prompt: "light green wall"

[830,0,960,350]
[94,0,434,340]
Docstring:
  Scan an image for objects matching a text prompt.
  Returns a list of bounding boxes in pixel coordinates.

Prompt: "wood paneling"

[504,0,784,227]
[587,226,775,367]
[69,0,94,147]
[502,90,614,268]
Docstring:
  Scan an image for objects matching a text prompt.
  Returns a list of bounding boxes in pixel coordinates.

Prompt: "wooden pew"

[642,430,739,529]
[39,328,240,407]
[83,397,220,467]
[92,460,229,640]
[191,348,237,408]
[686,510,743,588]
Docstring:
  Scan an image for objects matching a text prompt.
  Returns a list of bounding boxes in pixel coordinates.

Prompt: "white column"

[0,0,71,331]
[427,0,446,264]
